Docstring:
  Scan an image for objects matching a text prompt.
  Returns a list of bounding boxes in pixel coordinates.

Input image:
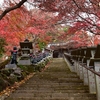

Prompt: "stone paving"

[5,58,97,100]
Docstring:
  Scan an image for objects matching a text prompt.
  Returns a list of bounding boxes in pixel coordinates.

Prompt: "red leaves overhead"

[0,5,29,54]
[67,21,88,34]
[26,27,44,35]
[32,0,100,35]
[1,0,100,53]
[68,30,89,48]
[94,35,100,45]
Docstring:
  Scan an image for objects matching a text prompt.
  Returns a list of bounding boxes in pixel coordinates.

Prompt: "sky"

[0,0,34,10]
[0,0,3,7]
[0,0,3,4]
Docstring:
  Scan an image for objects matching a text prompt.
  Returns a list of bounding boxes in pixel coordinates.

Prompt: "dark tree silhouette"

[0,0,27,20]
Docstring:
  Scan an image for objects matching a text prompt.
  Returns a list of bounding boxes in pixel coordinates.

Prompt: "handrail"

[79,62,100,77]
[64,53,100,77]
[64,53,71,57]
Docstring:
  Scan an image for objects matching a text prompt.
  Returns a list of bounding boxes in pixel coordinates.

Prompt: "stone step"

[5,96,96,100]
[21,83,86,87]
[36,75,80,79]
[38,72,79,78]
[14,89,89,93]
[25,79,83,84]
[6,92,96,100]
[5,58,97,100]
[5,97,96,100]
[26,76,83,83]
[22,79,83,83]
[15,87,89,93]
[19,84,88,89]
[24,81,83,85]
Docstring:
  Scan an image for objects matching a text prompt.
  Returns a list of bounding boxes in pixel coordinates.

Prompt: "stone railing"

[64,44,100,100]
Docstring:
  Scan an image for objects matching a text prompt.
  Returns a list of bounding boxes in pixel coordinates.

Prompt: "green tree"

[38,40,46,51]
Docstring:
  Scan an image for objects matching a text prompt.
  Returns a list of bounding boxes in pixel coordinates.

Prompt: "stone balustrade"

[64,44,100,100]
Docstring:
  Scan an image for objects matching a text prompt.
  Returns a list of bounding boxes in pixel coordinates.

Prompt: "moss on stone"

[0,77,9,92]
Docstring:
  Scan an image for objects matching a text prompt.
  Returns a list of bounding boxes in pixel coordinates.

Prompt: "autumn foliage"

[0,0,100,55]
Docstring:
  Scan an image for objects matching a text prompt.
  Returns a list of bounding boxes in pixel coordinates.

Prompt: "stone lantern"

[18,39,33,65]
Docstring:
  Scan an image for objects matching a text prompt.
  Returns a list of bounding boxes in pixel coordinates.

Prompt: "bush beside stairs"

[5,58,97,100]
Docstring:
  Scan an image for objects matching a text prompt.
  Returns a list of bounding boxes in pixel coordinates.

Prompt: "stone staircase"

[5,58,97,100]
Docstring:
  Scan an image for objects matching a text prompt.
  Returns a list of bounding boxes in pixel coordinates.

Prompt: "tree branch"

[0,0,27,20]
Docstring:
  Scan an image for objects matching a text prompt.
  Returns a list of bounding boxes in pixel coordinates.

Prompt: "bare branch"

[0,0,27,20]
